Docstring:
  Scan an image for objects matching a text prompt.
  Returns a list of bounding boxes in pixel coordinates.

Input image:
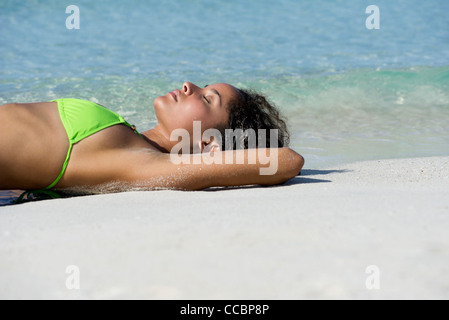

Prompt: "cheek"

[187,106,228,131]
[180,102,209,123]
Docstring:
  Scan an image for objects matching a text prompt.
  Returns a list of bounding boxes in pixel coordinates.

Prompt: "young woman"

[0,82,304,194]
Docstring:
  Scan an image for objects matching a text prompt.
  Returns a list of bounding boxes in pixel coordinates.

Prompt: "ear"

[198,138,221,154]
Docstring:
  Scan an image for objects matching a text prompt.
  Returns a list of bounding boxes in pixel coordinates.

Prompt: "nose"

[182,82,199,96]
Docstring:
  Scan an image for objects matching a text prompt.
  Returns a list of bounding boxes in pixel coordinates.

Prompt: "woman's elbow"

[282,148,305,179]
[295,152,305,175]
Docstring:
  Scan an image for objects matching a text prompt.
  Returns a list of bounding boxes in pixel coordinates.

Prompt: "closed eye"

[203,95,210,104]
[203,85,221,106]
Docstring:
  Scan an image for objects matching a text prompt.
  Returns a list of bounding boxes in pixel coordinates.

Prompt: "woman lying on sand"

[0,82,304,195]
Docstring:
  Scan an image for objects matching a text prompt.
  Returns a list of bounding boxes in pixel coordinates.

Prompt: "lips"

[168,90,178,102]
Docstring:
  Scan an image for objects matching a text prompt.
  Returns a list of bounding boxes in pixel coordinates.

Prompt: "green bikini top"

[16,98,143,203]
[53,98,142,145]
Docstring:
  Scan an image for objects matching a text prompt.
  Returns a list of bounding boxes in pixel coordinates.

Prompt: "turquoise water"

[1,0,449,204]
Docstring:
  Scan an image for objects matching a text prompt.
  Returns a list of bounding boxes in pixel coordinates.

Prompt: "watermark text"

[365,5,380,30]
[66,5,80,30]
[169,121,279,175]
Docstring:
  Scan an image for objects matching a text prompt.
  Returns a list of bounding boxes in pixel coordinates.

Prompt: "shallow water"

[1,0,449,205]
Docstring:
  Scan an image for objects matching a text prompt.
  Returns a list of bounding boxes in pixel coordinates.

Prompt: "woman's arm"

[126,147,304,190]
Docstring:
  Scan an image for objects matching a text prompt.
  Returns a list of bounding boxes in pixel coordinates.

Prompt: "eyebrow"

[204,85,222,106]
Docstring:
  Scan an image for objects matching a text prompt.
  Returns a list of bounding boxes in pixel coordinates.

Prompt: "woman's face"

[154,82,239,143]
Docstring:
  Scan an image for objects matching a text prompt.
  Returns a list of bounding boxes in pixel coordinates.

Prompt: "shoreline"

[1,156,448,299]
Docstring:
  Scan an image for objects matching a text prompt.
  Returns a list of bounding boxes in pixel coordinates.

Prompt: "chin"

[154,96,170,116]
[152,97,164,121]
[153,96,163,109]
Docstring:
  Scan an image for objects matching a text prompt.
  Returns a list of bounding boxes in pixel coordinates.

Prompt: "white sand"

[1,156,449,300]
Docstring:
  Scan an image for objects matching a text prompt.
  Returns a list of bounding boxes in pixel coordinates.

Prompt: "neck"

[140,125,173,153]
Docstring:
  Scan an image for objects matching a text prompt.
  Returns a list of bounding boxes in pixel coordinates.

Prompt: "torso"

[0,102,157,190]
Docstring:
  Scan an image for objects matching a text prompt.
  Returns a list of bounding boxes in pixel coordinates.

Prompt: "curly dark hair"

[217,88,290,150]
